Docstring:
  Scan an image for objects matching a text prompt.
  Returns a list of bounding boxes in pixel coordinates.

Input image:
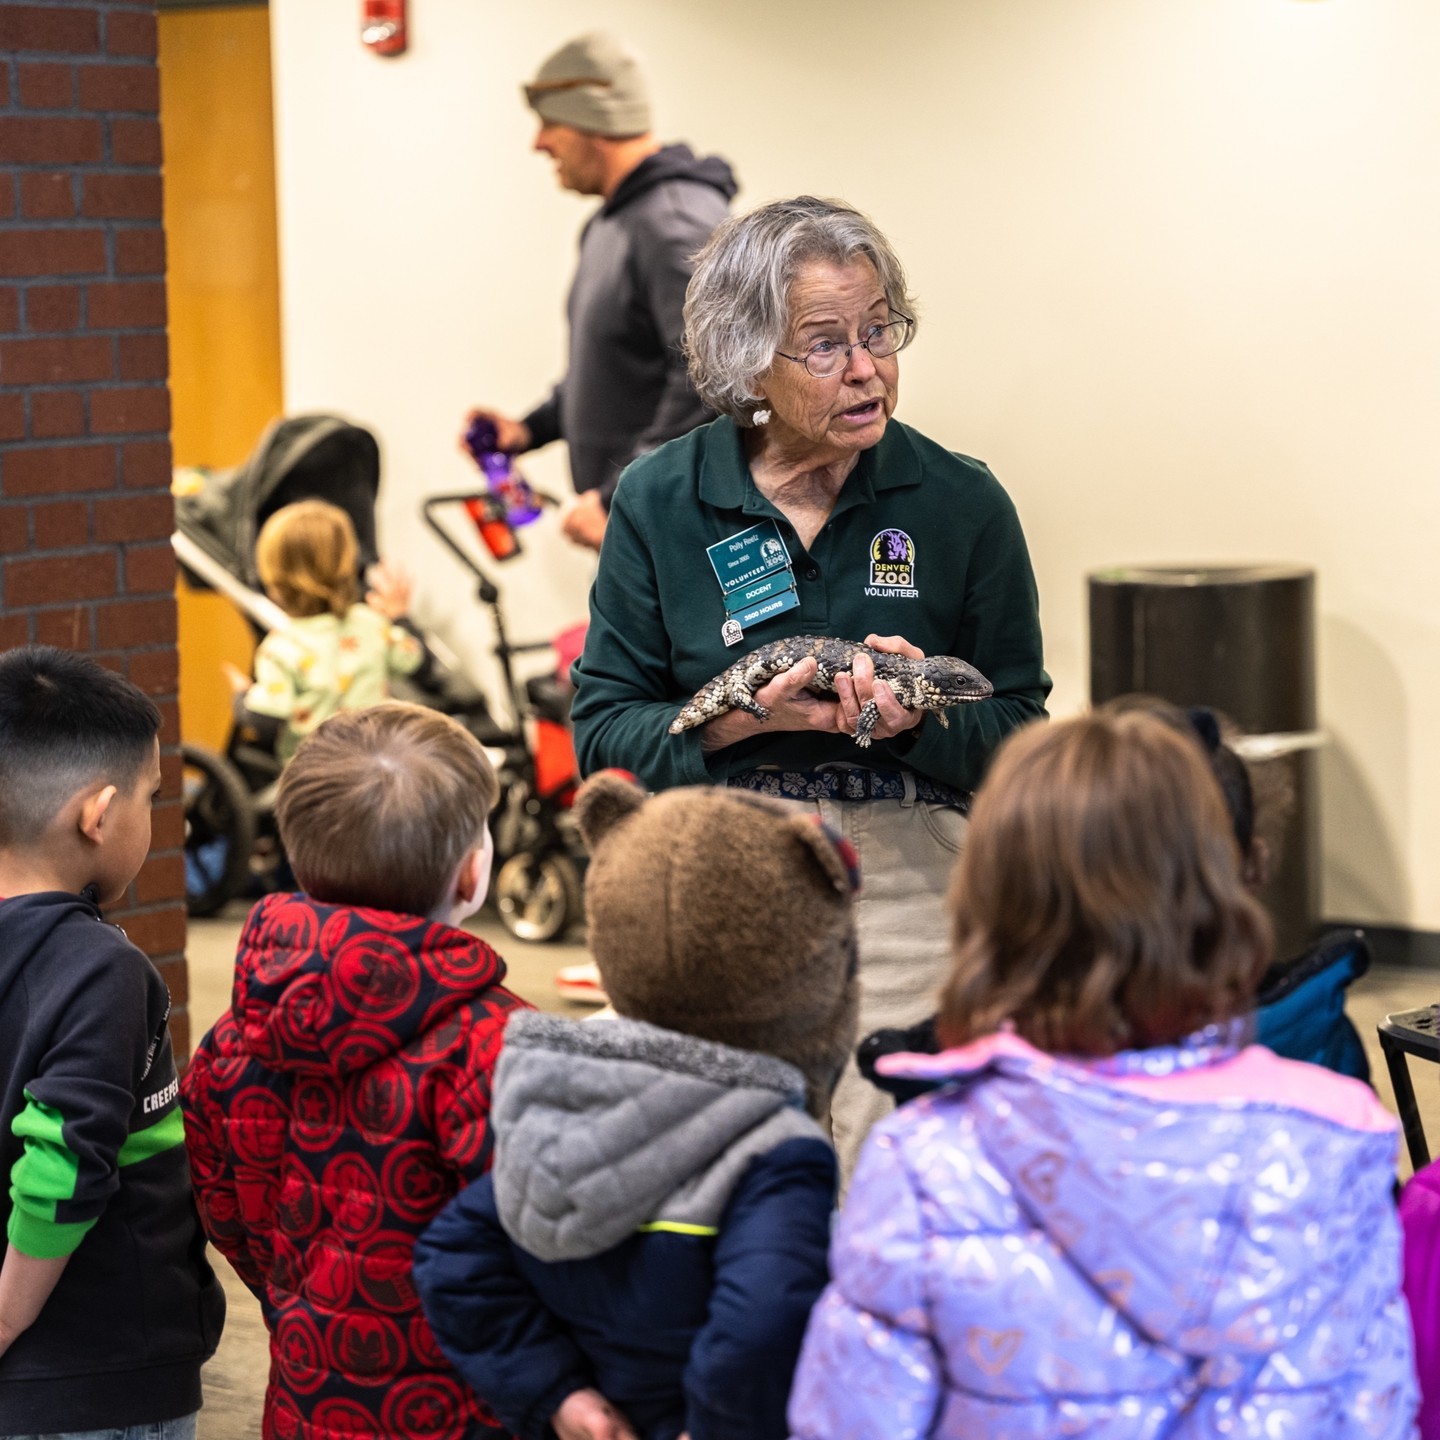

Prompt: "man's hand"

[560,490,608,551]
[552,1387,639,1440]
[700,657,842,753]
[461,407,531,456]
[833,634,927,743]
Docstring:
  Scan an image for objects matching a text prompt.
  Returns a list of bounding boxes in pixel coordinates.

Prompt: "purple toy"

[464,418,542,527]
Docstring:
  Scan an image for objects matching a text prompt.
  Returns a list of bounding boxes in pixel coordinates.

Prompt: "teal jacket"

[571,417,1050,792]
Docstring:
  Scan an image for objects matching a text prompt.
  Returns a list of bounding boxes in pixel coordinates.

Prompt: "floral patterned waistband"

[726,766,971,811]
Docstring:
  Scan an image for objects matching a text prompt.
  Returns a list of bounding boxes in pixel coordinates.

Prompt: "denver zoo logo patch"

[867,529,918,598]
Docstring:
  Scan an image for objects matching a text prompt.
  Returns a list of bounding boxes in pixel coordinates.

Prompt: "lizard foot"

[853,699,880,748]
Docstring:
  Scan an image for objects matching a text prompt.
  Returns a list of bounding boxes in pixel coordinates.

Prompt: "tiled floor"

[186,905,1440,1439]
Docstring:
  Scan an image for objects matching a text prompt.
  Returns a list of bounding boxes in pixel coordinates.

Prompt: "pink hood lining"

[877,1030,1397,1136]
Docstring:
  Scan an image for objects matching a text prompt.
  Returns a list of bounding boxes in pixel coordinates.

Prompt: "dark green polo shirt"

[571,416,1050,793]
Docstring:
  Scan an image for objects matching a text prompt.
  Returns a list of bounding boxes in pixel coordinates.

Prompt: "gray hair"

[683,196,918,425]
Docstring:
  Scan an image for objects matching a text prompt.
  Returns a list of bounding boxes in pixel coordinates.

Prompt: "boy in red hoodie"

[181,702,528,1439]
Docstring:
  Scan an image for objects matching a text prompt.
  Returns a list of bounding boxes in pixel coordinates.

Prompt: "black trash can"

[1088,564,1320,959]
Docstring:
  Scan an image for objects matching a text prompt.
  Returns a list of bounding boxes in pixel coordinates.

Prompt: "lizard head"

[919,654,994,704]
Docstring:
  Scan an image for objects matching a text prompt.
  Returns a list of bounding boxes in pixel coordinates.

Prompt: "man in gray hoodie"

[463,32,738,550]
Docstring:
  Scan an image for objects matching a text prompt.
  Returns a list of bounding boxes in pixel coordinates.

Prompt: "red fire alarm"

[361,0,407,57]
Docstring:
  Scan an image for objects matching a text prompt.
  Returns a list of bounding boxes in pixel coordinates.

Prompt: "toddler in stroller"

[174,414,586,938]
[229,498,425,763]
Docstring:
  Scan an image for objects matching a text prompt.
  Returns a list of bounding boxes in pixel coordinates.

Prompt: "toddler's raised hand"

[365,559,413,621]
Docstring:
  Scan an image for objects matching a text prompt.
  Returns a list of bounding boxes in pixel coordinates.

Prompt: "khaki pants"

[778,779,968,1182]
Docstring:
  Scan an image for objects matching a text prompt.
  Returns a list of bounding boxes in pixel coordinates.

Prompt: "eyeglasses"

[776,315,914,378]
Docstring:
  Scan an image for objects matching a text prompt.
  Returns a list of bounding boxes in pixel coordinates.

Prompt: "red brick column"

[0,2,190,1056]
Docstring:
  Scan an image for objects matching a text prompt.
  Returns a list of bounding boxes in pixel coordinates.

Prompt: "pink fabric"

[879,1031,1397,1134]
[875,1028,1043,1079]
[1402,1162,1440,1440]
[553,621,588,685]
[1109,1047,1396,1133]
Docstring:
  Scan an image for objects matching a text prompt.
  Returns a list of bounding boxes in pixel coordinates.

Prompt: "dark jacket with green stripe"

[570,416,1051,791]
[0,891,225,1433]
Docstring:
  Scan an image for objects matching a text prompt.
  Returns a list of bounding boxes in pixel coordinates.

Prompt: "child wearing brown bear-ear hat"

[415,771,860,1440]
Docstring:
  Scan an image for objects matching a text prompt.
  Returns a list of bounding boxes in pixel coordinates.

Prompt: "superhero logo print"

[356,1230,421,1314]
[236,1169,279,1230]
[182,1094,229,1187]
[290,1074,344,1154]
[274,1309,328,1395]
[418,921,500,987]
[239,1010,285,1068]
[331,932,422,1023]
[226,1085,289,1167]
[272,973,336,1054]
[410,1006,466,1063]
[351,904,428,934]
[196,1179,245,1246]
[269,1228,304,1300]
[304,1234,357,1312]
[275,1157,322,1239]
[326,1018,399,1076]
[382,1140,452,1224]
[321,1153,384,1243]
[307,1399,378,1439]
[419,1064,487,1170]
[264,1388,304,1440]
[408,1312,447,1370]
[347,1060,417,1143]
[207,1011,251,1088]
[324,1311,406,1385]
[250,897,321,984]
[381,1374,471,1440]
[319,907,352,961]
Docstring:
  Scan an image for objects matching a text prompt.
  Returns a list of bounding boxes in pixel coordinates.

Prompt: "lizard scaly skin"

[668,635,993,747]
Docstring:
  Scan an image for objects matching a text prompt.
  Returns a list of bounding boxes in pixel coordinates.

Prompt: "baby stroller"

[172,414,587,942]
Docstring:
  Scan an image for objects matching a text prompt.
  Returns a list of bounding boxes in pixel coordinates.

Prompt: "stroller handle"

[422,492,502,602]
[172,529,295,634]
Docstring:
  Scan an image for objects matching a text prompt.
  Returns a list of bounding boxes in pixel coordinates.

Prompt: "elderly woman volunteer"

[571,196,1050,1168]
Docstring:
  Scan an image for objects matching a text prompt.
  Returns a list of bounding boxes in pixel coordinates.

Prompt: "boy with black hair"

[0,645,225,1439]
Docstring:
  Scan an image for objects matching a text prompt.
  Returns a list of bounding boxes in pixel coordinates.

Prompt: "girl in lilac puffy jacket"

[790,711,1419,1440]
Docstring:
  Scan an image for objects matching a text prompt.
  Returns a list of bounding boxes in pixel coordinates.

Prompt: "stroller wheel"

[182,742,257,918]
[494,850,582,944]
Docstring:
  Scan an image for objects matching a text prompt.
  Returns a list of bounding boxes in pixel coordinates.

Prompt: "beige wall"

[270,0,1440,930]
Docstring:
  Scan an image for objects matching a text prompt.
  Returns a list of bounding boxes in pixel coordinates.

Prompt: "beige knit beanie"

[523,32,652,138]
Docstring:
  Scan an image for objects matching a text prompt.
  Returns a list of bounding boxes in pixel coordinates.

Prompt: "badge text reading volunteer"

[705,520,801,646]
[865,528,919,598]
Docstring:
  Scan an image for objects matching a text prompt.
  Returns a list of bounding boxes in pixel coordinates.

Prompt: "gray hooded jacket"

[412,1010,836,1440]
[491,1011,823,1262]
[520,144,738,506]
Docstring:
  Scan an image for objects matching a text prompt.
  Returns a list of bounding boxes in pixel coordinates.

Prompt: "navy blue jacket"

[413,1015,836,1440]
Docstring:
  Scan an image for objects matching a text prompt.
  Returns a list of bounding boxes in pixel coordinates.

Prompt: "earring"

[752,408,771,426]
